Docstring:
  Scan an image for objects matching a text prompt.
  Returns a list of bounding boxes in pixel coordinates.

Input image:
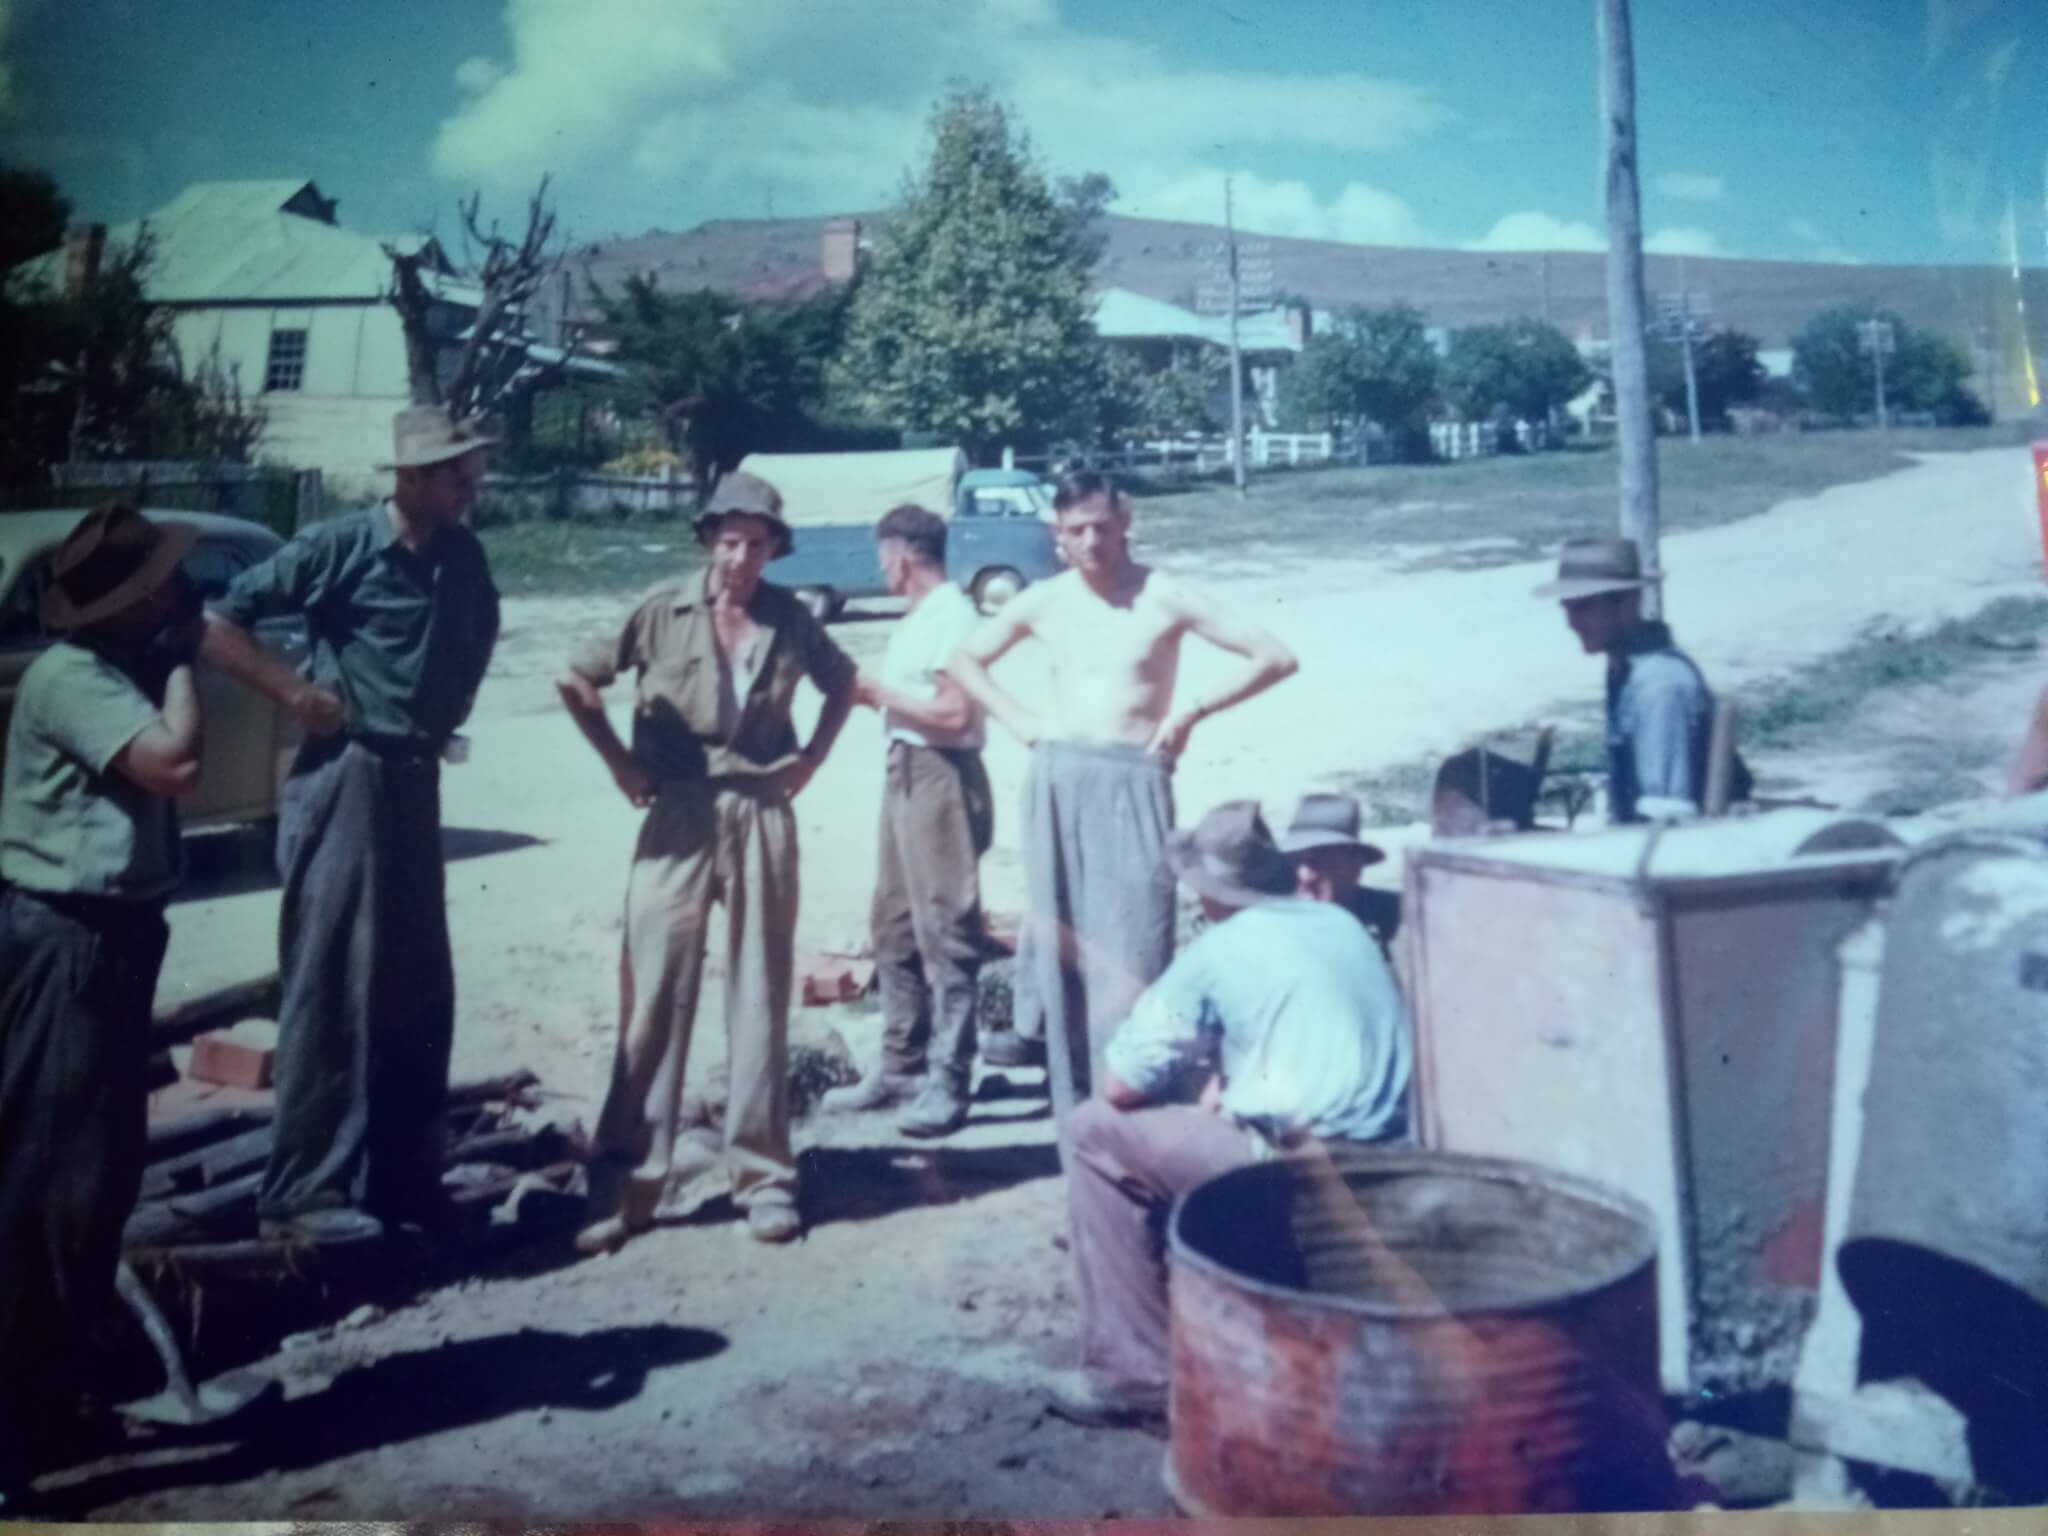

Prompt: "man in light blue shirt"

[1045,799,1412,1430]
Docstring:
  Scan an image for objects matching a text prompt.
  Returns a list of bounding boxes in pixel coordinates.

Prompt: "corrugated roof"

[10,179,443,305]
[1091,285,1300,353]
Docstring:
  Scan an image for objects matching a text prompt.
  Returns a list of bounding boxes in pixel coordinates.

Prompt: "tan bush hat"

[694,470,794,557]
[1532,537,1653,601]
[1166,799,1299,909]
[375,405,495,470]
[1276,792,1387,866]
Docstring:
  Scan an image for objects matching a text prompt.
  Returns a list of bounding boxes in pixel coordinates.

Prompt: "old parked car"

[0,509,307,836]
[737,448,1063,620]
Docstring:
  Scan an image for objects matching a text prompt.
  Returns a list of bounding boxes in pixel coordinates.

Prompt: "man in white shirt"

[824,504,993,1137]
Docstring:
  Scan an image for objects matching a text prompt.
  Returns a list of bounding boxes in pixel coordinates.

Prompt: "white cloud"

[1645,226,1722,257]
[1129,170,1430,248]
[433,1,1449,240]
[1467,210,1605,252]
[1655,171,1725,202]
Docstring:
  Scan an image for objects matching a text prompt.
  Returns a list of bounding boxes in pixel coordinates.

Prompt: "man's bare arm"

[856,670,977,738]
[200,614,345,736]
[2011,683,2048,796]
[948,584,1050,746]
[113,665,203,798]
[1148,577,1299,758]
[556,670,654,807]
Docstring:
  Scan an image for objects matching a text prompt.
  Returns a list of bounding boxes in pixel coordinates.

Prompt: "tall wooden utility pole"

[1225,177,1248,498]
[1598,0,1662,617]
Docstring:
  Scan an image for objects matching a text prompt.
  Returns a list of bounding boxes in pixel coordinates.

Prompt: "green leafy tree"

[832,87,1106,462]
[1101,346,1223,438]
[1646,326,1765,429]
[1442,317,1591,424]
[1792,307,1986,423]
[1277,303,1439,441]
[596,276,851,495]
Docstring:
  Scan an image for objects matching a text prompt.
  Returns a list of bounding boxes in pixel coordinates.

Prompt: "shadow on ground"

[172,825,545,903]
[797,1142,1062,1230]
[46,1323,725,1516]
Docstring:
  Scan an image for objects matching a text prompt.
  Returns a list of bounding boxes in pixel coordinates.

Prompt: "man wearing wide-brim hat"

[1276,791,1403,951]
[1533,537,1746,824]
[558,467,857,1253]
[0,502,208,1509]
[200,404,502,1246]
[1042,798,1413,1431]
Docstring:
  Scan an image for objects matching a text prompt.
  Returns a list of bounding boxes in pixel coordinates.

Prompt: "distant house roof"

[1091,285,1301,353]
[11,178,461,306]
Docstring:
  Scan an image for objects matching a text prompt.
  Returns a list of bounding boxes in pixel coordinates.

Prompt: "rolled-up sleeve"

[1103,950,1212,1099]
[792,602,856,696]
[213,525,335,628]
[569,605,642,688]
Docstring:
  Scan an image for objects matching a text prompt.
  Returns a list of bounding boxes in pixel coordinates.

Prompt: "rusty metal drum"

[1165,1147,1674,1516]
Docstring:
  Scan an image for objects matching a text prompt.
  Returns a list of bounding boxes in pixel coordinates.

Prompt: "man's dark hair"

[875,502,946,566]
[1053,470,1125,514]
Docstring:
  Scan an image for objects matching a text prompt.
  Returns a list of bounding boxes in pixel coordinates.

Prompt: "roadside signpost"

[1196,186,1274,498]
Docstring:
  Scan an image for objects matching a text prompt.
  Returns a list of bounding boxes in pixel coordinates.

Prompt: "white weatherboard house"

[14,178,593,486]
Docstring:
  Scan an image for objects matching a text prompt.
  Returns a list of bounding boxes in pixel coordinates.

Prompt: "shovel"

[113,1262,280,1427]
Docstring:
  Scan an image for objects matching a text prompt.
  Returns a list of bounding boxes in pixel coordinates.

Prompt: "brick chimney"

[62,223,107,298]
[821,217,861,284]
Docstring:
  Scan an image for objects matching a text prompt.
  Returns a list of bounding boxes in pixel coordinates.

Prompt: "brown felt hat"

[1532,537,1655,601]
[1166,799,1299,909]
[694,470,794,557]
[40,502,198,632]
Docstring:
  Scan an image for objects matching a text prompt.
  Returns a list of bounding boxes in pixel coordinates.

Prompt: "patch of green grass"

[1131,424,2037,571]
[481,519,703,598]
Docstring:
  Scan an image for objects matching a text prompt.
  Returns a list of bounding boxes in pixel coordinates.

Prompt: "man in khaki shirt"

[0,504,205,1514]
[559,471,856,1252]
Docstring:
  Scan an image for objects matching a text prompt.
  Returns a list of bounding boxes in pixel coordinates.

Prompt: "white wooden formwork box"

[1400,810,1903,1397]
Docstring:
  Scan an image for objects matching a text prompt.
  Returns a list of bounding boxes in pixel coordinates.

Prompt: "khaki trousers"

[592,782,799,1215]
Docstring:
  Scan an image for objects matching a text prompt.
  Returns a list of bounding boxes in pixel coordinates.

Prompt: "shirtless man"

[949,470,1297,1123]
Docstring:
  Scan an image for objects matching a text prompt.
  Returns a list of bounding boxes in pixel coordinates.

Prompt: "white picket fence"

[1005,430,1344,477]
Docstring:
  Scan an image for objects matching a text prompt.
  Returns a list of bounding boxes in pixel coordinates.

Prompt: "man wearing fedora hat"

[201,404,501,1244]
[1044,799,1412,1429]
[1534,538,1743,824]
[559,468,857,1251]
[0,502,209,1504]
[1277,791,1402,951]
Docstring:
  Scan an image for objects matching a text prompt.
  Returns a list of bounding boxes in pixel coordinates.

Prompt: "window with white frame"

[263,328,308,392]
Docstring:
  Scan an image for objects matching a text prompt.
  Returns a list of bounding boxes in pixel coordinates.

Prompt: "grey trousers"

[1062,1098,1256,1395]
[260,738,454,1222]
[0,887,167,1483]
[1014,740,1176,1123]
[873,742,992,1086]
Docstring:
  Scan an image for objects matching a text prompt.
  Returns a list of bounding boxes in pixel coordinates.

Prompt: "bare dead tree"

[382,175,578,435]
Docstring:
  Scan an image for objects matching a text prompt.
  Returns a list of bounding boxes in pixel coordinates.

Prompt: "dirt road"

[79,445,2038,1519]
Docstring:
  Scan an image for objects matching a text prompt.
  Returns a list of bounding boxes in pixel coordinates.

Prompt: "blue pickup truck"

[738,448,1063,621]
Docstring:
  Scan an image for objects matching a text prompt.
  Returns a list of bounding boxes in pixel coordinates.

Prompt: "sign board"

[1653,292,1711,338]
[1856,320,1896,355]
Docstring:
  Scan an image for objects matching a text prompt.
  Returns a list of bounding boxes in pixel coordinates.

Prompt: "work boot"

[747,1202,802,1245]
[980,1030,1043,1069]
[897,1078,970,1139]
[258,1207,385,1246]
[821,1069,922,1114]
[1041,1369,1168,1434]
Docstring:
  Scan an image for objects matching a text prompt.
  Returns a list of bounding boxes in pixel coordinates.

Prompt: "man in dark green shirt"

[203,406,500,1245]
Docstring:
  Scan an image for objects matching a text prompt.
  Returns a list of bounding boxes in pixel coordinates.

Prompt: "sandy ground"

[61,445,2044,1518]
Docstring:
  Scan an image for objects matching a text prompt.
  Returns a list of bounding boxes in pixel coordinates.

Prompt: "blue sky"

[1,0,2040,267]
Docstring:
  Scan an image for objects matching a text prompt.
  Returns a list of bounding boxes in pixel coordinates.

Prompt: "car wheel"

[971,567,1025,616]
[795,586,838,622]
